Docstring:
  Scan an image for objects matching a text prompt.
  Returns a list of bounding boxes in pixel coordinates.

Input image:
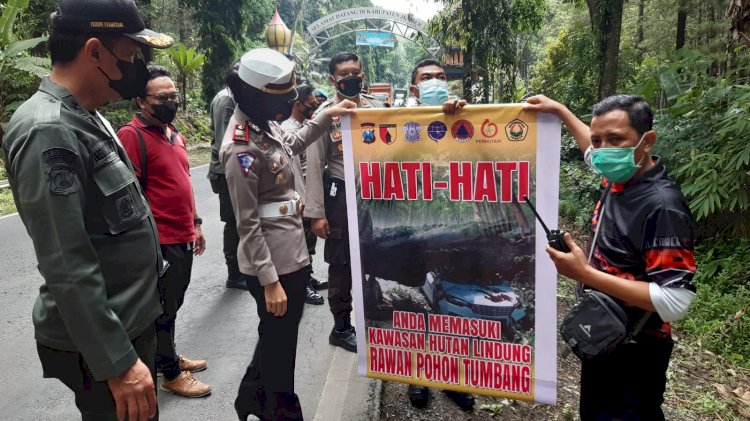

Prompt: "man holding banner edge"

[525,94,697,420]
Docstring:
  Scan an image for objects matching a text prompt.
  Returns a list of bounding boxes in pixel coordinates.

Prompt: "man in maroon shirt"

[118,64,211,398]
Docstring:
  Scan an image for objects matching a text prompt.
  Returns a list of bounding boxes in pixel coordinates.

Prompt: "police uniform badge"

[233,124,249,143]
[329,117,343,142]
[236,153,255,177]
[403,122,421,143]
[361,122,376,144]
[337,143,344,152]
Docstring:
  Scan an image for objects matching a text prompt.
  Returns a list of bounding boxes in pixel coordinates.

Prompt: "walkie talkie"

[523,195,570,252]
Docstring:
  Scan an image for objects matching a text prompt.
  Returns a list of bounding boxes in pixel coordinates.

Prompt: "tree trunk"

[178,6,187,43]
[462,0,474,102]
[676,0,688,50]
[138,0,153,63]
[182,74,187,110]
[463,44,473,102]
[586,0,625,100]
[636,0,645,46]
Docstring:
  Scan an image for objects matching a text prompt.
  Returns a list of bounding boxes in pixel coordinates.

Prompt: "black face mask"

[264,95,293,123]
[150,102,178,124]
[236,84,291,132]
[300,103,316,120]
[335,75,363,98]
[98,47,148,100]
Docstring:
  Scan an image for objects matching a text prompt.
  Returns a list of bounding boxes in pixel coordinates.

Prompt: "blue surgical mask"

[590,132,648,183]
[418,78,449,106]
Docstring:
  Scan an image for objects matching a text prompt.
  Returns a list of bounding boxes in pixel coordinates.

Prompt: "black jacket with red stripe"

[589,157,697,331]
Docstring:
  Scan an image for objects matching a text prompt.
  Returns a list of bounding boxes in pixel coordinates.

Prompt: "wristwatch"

[194,217,203,225]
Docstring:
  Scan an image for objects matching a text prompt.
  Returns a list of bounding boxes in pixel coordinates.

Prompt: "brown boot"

[178,355,207,373]
[160,371,212,398]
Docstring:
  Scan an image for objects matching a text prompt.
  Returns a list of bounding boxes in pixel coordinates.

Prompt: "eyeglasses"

[146,92,182,103]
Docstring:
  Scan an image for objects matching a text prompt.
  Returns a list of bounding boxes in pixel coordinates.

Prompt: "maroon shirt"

[118,114,195,245]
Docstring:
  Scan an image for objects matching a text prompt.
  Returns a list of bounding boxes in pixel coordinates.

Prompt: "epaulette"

[311,99,334,119]
[361,93,385,108]
[33,92,62,124]
[231,123,250,143]
[318,98,335,109]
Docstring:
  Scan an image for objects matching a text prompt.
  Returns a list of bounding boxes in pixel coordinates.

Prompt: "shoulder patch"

[236,153,255,177]
[47,168,80,195]
[43,147,80,195]
[43,147,78,168]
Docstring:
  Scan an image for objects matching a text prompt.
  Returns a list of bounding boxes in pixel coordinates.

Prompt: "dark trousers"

[211,175,242,282]
[323,179,353,327]
[156,243,193,380]
[580,334,674,421]
[37,325,158,420]
[303,217,317,261]
[236,268,308,420]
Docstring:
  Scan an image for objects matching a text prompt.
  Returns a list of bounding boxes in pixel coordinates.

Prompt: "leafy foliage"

[0,1,49,136]
[653,52,750,235]
[428,0,547,103]
[529,22,598,116]
[166,43,205,110]
[558,156,600,232]
[179,0,274,103]
[676,239,750,367]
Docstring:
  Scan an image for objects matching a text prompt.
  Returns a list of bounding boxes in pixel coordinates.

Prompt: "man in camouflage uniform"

[2,0,173,419]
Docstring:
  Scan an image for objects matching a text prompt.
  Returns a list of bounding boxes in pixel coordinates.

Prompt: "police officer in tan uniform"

[305,52,383,352]
[219,48,355,421]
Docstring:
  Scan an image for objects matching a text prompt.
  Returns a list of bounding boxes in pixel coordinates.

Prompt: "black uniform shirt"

[589,157,697,329]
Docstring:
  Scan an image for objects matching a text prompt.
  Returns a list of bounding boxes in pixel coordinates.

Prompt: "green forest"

[1,0,749,418]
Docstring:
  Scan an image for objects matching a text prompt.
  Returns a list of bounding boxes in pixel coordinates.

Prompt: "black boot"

[407,384,430,408]
[329,324,357,352]
[305,282,324,305]
[445,390,475,411]
[309,275,328,290]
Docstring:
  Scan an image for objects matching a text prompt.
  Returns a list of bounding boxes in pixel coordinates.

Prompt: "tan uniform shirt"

[303,94,382,219]
[220,107,333,285]
[279,117,306,200]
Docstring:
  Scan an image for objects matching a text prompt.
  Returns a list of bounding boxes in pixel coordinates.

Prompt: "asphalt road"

[0,165,379,421]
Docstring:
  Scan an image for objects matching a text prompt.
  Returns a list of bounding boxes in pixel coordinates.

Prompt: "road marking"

[0,212,19,220]
[313,346,356,421]
[191,163,209,171]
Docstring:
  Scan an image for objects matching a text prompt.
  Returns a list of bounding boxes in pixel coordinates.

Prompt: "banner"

[356,31,396,47]
[341,105,562,404]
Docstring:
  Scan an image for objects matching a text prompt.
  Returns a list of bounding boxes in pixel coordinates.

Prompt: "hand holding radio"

[523,195,570,253]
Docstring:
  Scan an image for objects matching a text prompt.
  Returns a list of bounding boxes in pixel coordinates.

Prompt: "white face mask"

[417,78,449,106]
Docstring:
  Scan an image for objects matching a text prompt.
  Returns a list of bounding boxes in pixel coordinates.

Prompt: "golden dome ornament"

[266,8,292,54]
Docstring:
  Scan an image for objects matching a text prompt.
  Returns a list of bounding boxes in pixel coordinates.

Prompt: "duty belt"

[258,193,304,218]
